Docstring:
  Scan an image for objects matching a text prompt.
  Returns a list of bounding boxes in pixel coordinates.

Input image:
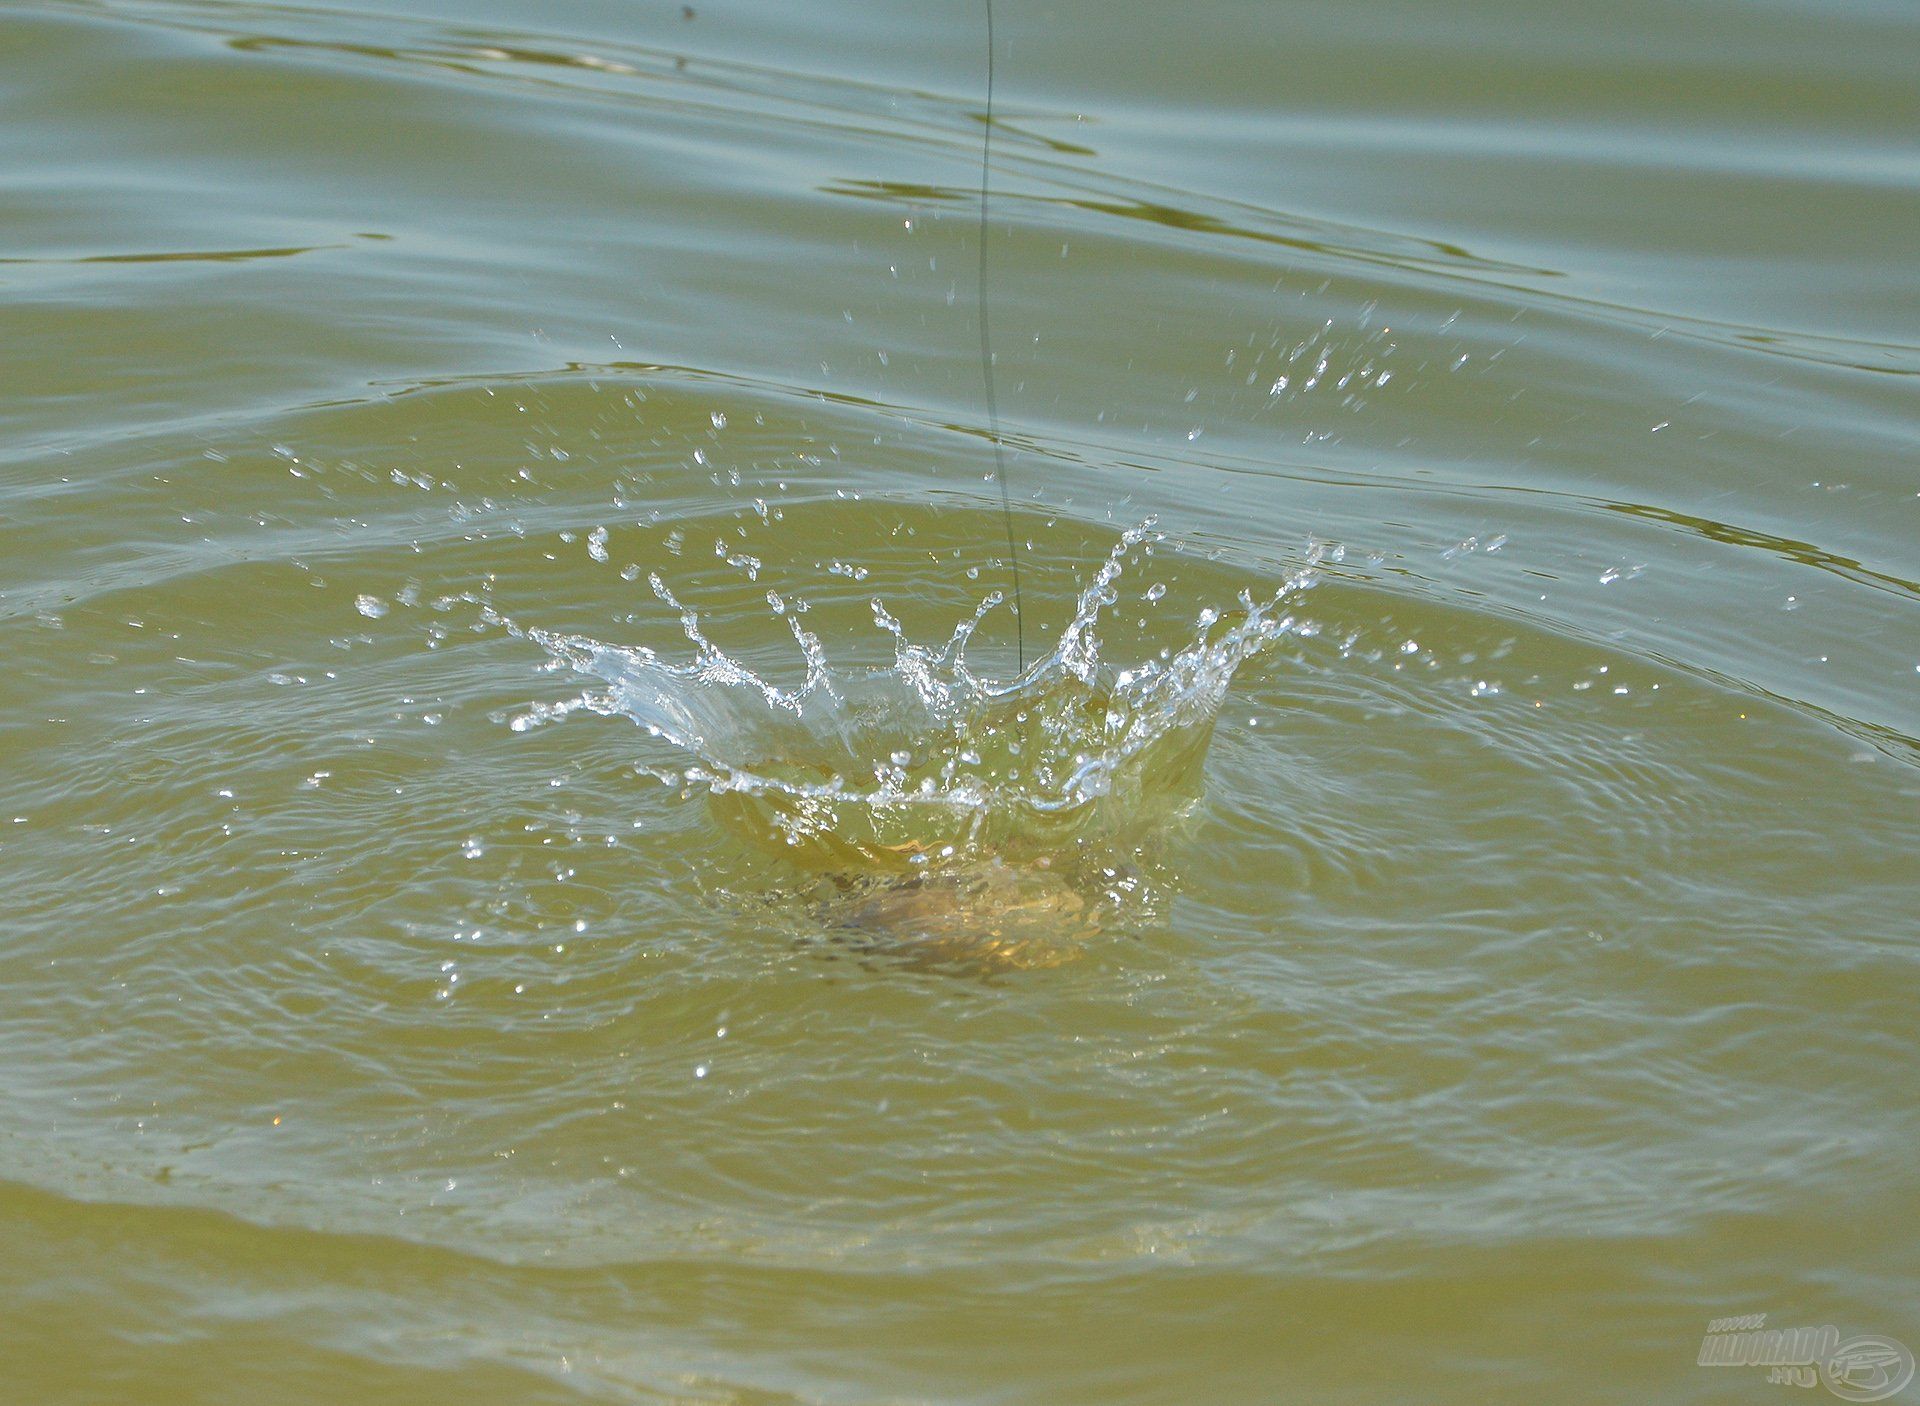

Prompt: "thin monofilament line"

[978,0,1025,672]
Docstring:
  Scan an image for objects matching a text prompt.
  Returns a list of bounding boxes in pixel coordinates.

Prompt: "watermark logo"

[1699,1315,1915,1401]
[1825,1338,1919,1403]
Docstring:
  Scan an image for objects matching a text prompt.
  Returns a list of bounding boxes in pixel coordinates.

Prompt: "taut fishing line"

[978,0,1026,671]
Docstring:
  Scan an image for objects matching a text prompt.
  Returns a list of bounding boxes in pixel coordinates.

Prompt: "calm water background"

[3,0,1918,1401]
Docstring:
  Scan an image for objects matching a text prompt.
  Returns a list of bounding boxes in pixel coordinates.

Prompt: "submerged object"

[812,856,1102,971]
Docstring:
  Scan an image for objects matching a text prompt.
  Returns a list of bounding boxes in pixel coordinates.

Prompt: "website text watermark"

[1699,1315,1913,1400]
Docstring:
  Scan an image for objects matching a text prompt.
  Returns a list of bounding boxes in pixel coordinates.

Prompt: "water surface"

[3,0,1918,1401]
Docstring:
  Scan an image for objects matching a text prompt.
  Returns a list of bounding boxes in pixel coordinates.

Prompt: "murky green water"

[4,0,1918,1400]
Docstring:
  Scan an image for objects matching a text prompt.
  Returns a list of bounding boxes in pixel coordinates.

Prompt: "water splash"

[503,521,1319,873]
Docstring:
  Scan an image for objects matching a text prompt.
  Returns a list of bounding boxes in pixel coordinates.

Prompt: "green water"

[4,0,1919,1400]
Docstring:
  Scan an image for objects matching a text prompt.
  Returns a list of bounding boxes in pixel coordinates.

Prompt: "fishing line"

[978,0,1026,671]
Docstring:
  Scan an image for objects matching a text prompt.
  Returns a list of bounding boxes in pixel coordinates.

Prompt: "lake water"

[3,0,1917,1401]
